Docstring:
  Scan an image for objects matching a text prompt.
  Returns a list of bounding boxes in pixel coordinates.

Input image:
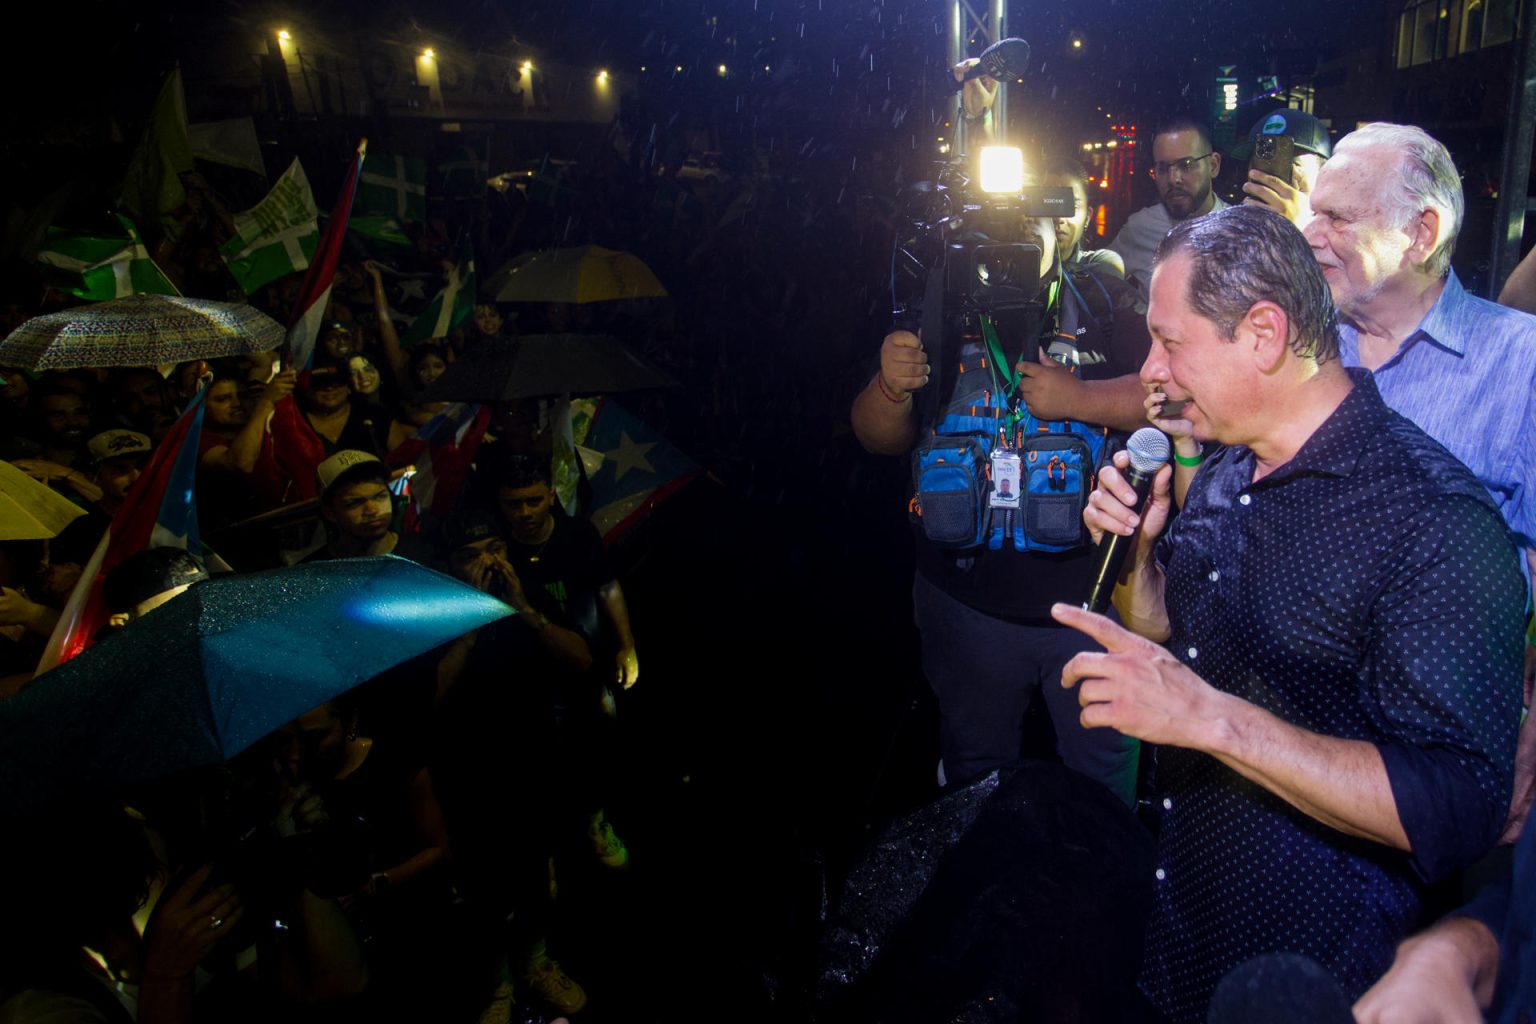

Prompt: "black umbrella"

[0,556,513,820]
[423,333,677,402]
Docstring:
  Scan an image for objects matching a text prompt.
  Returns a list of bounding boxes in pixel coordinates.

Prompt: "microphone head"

[979,37,1031,81]
[1126,427,1171,475]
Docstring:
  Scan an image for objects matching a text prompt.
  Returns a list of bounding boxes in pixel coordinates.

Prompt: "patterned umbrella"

[0,294,287,370]
[484,245,669,304]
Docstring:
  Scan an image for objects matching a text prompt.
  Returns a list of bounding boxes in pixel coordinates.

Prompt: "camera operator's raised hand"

[1242,168,1312,227]
[880,329,929,399]
[852,329,929,455]
[1015,346,1084,421]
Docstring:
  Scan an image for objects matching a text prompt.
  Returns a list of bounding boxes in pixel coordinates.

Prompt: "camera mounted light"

[978,147,1025,195]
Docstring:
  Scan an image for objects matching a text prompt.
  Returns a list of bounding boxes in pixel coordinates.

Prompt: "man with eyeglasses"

[1110,117,1226,305]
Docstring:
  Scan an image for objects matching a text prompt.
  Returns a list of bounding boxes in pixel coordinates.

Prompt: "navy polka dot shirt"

[1142,369,1527,1022]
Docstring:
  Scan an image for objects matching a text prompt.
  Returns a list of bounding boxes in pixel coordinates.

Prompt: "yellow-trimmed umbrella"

[0,460,87,540]
[485,245,668,304]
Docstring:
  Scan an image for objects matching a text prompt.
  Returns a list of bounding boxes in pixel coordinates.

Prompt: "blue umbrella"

[0,556,511,819]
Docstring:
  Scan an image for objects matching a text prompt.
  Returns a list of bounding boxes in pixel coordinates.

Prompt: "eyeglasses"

[1148,153,1213,179]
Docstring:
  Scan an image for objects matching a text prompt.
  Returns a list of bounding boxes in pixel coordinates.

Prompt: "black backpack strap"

[916,265,947,431]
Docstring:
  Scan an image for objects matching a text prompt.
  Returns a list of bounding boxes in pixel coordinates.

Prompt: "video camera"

[892,35,1072,329]
[892,151,1075,329]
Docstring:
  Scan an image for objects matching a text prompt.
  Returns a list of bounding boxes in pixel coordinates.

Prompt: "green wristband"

[1173,446,1204,468]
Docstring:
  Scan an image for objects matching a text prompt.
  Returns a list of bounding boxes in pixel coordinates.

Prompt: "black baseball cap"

[445,508,502,551]
[1232,109,1332,160]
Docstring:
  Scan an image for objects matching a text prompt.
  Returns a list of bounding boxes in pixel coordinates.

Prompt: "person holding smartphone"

[1234,108,1332,228]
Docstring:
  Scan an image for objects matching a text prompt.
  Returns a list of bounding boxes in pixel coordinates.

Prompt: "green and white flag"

[219,158,320,295]
[359,152,426,222]
[36,215,180,300]
[347,215,413,250]
[401,236,475,347]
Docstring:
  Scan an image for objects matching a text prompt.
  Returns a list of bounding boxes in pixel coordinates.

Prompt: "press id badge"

[990,450,1021,509]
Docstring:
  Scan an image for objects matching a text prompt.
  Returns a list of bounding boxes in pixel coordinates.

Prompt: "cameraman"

[851,188,1151,804]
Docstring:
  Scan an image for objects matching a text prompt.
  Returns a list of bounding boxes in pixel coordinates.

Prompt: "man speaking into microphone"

[1056,205,1528,1023]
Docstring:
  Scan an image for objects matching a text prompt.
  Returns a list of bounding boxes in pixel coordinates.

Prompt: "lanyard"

[979,278,1060,447]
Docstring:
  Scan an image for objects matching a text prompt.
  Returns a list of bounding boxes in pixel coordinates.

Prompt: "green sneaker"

[522,951,588,1015]
[588,818,630,870]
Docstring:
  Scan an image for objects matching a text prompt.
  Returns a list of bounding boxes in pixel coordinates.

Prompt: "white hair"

[1333,122,1464,277]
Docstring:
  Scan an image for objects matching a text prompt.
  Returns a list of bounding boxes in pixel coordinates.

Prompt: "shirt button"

[1155,868,1166,881]
[1162,798,1172,810]
[1208,570,1220,582]
[1238,494,1252,506]
[1187,647,1198,659]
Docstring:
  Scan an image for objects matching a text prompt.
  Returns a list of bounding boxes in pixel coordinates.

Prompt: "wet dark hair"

[1152,116,1215,154]
[1153,205,1339,363]
[498,453,552,491]
[104,546,210,614]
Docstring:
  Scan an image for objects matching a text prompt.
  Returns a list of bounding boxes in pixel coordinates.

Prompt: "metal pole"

[1489,6,1536,298]
[950,0,1006,156]
[950,1,966,155]
[992,0,1007,147]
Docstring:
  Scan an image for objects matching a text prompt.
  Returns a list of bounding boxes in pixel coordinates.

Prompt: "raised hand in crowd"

[1241,168,1313,226]
[141,864,243,983]
[0,584,61,637]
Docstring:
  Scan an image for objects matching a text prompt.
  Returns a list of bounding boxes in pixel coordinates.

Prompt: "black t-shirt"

[503,512,612,643]
[914,268,1150,622]
[313,399,390,458]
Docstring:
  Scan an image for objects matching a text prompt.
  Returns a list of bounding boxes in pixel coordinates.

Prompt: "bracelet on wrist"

[1173,444,1204,468]
[874,373,911,404]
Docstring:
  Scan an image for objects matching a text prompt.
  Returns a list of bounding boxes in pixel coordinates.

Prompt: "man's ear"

[320,500,336,524]
[1407,207,1441,267]
[1242,300,1290,373]
[1208,150,1222,179]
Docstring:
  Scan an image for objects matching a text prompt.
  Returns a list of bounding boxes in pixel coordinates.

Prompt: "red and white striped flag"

[284,138,367,371]
[35,389,209,675]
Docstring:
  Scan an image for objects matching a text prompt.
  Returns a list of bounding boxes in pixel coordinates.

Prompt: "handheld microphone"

[1081,428,1170,615]
[960,37,1032,83]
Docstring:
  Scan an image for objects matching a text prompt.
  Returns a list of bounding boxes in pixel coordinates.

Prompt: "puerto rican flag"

[573,398,703,545]
[386,402,493,532]
[285,138,367,372]
[34,389,209,674]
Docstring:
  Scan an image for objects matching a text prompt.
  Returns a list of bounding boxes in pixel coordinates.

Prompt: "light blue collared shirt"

[1339,270,1536,556]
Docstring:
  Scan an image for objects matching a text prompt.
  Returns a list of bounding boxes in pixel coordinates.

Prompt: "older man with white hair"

[1304,122,1536,654]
